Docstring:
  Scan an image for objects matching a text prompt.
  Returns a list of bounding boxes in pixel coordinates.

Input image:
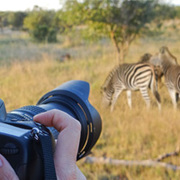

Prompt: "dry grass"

[0,30,180,179]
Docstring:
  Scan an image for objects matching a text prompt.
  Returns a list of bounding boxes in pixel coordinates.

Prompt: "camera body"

[0,80,102,180]
[0,121,53,180]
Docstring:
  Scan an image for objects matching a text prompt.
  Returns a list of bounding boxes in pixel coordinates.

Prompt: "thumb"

[0,154,19,180]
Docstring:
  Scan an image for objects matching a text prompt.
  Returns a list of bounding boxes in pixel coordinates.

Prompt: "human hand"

[0,154,19,180]
[0,109,86,180]
[34,109,86,180]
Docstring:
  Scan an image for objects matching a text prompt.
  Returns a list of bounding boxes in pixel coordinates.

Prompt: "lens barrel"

[5,80,102,160]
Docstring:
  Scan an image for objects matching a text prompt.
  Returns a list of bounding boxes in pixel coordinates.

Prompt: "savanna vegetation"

[0,0,180,179]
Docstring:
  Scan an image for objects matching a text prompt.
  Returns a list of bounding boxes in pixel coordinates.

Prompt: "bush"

[24,7,57,43]
[31,25,57,43]
[47,28,57,43]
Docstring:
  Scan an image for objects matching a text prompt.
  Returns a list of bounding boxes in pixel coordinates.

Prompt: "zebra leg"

[168,89,177,109]
[153,90,161,111]
[110,89,123,112]
[126,90,132,109]
[176,92,179,103]
[140,87,150,109]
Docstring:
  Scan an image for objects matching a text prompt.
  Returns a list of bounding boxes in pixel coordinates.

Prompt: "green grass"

[0,29,180,179]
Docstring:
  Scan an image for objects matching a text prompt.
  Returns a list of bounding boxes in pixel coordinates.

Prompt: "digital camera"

[0,80,102,180]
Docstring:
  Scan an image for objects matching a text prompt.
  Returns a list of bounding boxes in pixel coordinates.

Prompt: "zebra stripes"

[101,63,161,111]
[157,46,180,109]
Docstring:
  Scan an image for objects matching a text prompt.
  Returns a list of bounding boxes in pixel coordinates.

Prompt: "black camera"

[0,80,102,180]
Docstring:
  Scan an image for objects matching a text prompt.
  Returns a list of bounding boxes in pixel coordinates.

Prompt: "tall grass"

[0,30,180,179]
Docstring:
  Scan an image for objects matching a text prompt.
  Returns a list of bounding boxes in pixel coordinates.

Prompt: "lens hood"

[37,80,102,159]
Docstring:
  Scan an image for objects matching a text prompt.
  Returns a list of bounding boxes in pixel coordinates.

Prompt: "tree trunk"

[119,40,130,64]
[110,31,135,64]
[110,31,122,64]
[120,48,124,63]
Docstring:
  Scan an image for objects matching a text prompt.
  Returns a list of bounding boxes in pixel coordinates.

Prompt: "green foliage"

[31,25,49,42]
[47,28,58,42]
[55,1,89,37]
[155,3,177,20]
[174,6,180,18]
[0,11,27,28]
[57,0,87,26]
[24,7,57,42]
[60,0,159,62]
[7,12,27,29]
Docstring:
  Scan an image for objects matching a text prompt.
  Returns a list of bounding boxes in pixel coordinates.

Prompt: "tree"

[55,0,88,42]
[8,12,27,29]
[60,0,158,63]
[88,0,158,63]
[24,6,57,43]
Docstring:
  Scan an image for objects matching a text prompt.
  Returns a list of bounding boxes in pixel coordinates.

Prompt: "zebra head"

[101,85,114,108]
[158,46,177,65]
[139,53,152,63]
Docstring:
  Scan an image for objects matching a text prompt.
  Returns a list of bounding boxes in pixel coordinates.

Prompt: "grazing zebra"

[157,46,179,109]
[101,63,161,111]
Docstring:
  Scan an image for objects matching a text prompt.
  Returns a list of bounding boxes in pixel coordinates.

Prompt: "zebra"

[139,53,164,86]
[157,46,179,109]
[101,62,161,111]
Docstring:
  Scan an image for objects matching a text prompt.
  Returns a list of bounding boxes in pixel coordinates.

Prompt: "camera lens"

[5,80,102,160]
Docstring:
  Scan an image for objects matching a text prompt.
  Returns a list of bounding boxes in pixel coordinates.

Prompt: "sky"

[0,0,63,11]
[0,0,179,12]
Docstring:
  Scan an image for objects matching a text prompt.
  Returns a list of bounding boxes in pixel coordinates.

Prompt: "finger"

[0,154,19,180]
[76,165,86,180]
[33,110,81,160]
[33,109,80,132]
[33,110,81,173]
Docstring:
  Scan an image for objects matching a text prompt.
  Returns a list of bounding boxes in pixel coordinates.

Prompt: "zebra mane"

[102,65,119,89]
